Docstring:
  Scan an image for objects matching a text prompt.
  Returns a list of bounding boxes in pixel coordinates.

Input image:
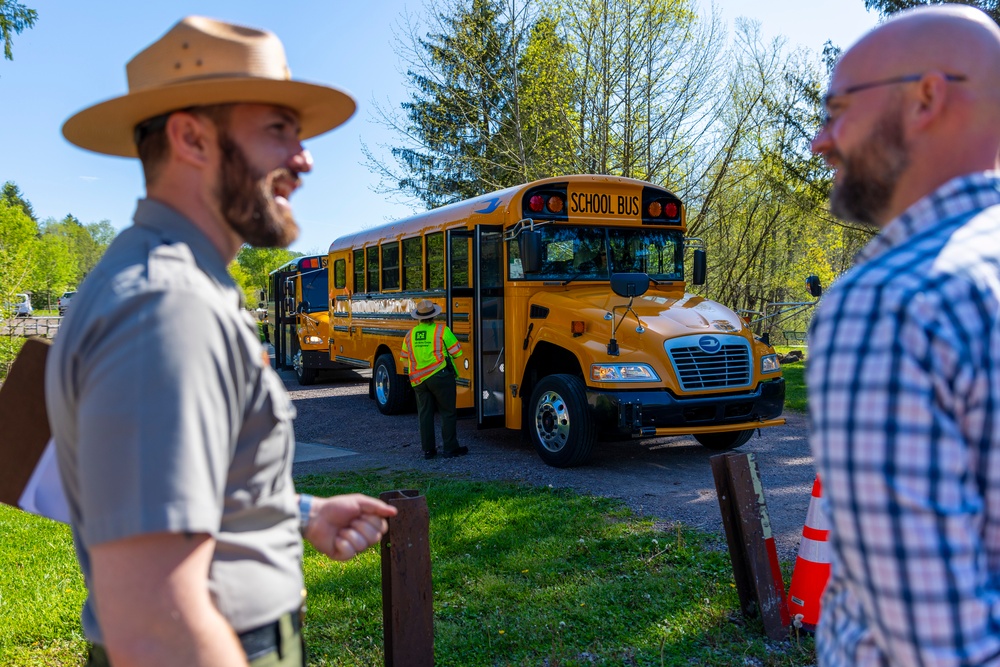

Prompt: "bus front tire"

[374,353,408,415]
[528,374,596,468]
[694,429,754,451]
[293,352,317,386]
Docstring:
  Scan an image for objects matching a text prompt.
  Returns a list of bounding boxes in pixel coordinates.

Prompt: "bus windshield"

[508,226,685,281]
[300,267,328,313]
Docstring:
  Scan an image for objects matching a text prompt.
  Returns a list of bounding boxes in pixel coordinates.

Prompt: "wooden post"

[380,489,434,666]
[710,452,790,640]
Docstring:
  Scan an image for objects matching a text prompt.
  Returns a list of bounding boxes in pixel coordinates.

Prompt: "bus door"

[447,229,474,411]
[270,268,299,370]
[475,225,505,427]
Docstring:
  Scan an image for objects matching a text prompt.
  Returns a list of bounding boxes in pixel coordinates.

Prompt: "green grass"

[1,472,816,666]
[774,345,807,414]
[0,505,88,665]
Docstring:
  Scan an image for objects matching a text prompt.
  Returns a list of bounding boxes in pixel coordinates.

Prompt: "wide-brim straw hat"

[410,300,442,320]
[63,16,356,157]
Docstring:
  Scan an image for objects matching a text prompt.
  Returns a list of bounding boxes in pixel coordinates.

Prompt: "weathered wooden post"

[380,489,434,666]
[711,451,790,640]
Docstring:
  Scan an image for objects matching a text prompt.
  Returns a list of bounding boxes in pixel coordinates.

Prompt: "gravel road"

[288,368,815,560]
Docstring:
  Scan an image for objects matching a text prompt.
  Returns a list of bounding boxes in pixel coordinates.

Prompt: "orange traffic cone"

[787,475,831,632]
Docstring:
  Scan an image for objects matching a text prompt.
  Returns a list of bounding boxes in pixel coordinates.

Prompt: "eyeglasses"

[821,73,967,127]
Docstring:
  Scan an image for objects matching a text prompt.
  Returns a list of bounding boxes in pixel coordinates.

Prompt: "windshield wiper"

[561,271,589,286]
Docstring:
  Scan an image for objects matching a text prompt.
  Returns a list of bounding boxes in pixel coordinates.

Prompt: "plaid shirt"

[810,173,1000,666]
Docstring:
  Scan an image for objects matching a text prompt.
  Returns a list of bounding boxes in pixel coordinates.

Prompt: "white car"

[6,293,32,317]
[58,290,76,316]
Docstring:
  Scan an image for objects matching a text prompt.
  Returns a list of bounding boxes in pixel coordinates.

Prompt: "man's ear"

[909,71,950,131]
[164,111,215,168]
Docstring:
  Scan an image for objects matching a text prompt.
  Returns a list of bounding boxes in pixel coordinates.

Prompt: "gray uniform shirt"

[45,199,303,642]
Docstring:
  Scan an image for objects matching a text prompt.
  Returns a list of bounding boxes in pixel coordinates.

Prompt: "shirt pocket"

[232,366,297,503]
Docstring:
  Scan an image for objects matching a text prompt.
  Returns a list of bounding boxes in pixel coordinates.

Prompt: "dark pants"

[413,367,459,454]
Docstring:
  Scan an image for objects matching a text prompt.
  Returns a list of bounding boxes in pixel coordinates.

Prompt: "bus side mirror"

[692,249,706,286]
[610,273,649,298]
[519,230,543,274]
[806,274,822,298]
[297,300,310,314]
[284,294,294,315]
[258,289,267,305]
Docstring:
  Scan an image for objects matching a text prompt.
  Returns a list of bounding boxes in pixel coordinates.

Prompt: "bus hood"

[532,287,745,338]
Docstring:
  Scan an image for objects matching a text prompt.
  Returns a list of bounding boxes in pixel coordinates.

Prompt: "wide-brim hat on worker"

[62,16,356,157]
[410,300,442,320]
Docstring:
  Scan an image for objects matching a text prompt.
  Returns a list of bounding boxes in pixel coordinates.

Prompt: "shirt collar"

[132,198,233,286]
[855,171,1000,266]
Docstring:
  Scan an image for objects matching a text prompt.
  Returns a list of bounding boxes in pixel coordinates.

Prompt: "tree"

[40,215,117,284]
[0,198,38,378]
[2,181,36,221]
[31,232,76,309]
[863,0,1000,22]
[0,0,38,61]
[232,246,298,306]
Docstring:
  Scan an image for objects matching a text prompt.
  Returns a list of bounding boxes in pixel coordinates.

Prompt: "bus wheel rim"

[375,364,390,404]
[535,390,570,453]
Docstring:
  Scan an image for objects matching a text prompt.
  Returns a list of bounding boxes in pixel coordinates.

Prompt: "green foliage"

[231,245,297,304]
[0,473,817,666]
[0,0,37,61]
[864,0,1000,23]
[31,232,77,310]
[1,181,36,221]
[32,214,116,307]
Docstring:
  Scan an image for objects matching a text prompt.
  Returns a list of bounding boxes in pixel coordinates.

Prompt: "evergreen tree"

[0,1,38,60]
[1,181,36,222]
[863,0,1000,23]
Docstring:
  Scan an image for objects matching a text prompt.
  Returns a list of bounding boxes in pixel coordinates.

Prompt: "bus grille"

[668,345,751,391]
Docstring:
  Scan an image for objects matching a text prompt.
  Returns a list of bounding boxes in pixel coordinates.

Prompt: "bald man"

[808,6,1000,665]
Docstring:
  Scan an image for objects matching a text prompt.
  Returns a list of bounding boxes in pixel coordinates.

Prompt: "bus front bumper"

[587,378,785,438]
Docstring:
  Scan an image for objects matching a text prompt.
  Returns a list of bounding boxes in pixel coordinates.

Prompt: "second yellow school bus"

[326,175,785,467]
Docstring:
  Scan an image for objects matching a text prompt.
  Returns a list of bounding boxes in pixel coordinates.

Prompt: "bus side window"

[334,259,346,290]
[381,242,400,291]
[366,246,380,293]
[426,232,444,291]
[353,250,365,293]
[451,236,470,289]
[402,237,422,291]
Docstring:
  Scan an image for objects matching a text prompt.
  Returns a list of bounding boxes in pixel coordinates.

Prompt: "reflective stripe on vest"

[404,322,448,385]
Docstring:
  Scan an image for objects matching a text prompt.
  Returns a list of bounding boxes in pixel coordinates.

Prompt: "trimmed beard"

[828,105,910,227]
[216,130,300,248]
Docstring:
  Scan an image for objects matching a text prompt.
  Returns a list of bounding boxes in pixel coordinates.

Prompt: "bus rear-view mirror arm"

[607,273,649,356]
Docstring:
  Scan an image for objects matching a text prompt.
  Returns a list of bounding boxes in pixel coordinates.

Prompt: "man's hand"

[303,493,398,561]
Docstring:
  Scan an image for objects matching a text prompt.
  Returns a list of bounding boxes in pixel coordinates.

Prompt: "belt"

[239,610,302,661]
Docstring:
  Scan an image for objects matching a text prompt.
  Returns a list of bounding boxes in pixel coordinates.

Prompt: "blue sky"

[0,1,878,257]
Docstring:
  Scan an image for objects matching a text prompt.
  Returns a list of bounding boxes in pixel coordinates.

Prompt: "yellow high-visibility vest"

[400,321,462,386]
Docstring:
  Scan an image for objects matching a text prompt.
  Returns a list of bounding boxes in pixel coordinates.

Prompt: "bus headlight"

[761,354,780,374]
[590,364,660,382]
[304,335,324,346]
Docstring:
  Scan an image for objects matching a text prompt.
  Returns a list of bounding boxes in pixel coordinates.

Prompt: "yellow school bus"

[269,254,350,385]
[326,175,785,467]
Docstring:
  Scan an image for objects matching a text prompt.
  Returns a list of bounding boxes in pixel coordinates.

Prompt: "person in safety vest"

[400,299,467,460]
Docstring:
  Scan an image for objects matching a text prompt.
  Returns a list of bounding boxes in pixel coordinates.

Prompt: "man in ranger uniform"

[400,300,467,460]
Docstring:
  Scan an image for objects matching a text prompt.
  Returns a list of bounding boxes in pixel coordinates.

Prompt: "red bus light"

[529,195,545,212]
[664,202,679,218]
[548,195,564,213]
[648,201,662,217]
